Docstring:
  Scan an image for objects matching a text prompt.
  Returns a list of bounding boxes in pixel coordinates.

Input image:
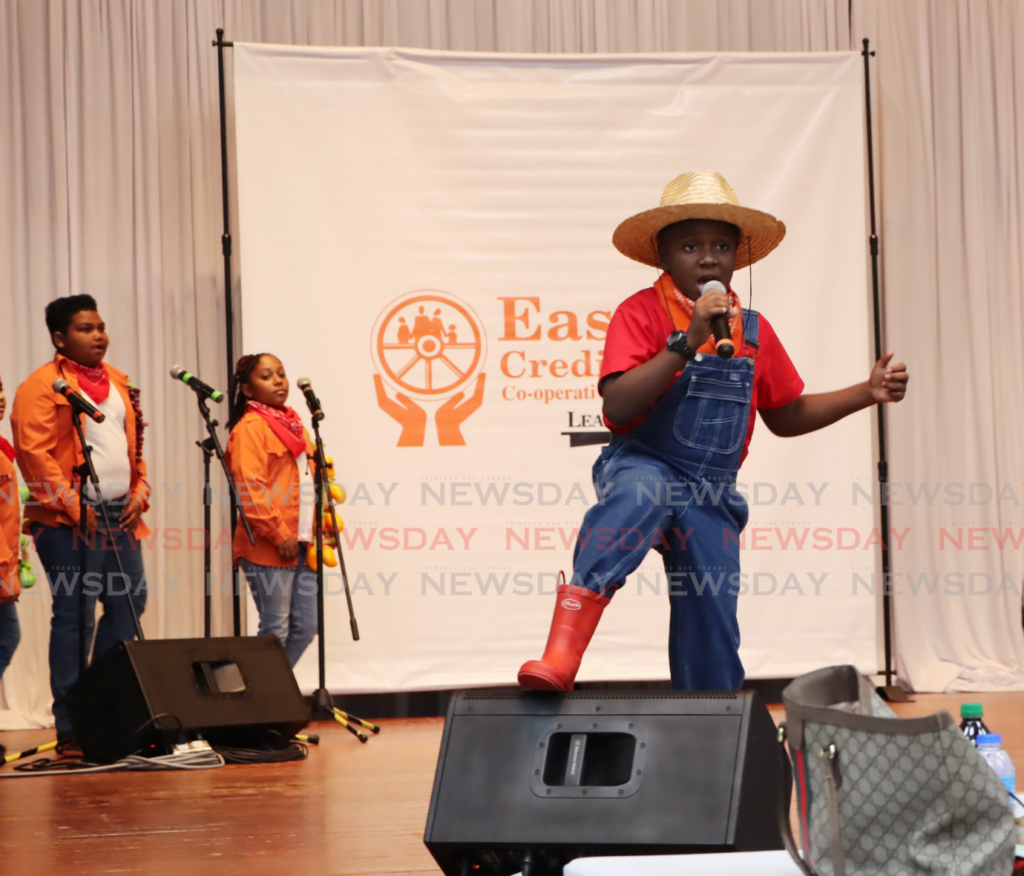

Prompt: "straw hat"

[612,171,786,270]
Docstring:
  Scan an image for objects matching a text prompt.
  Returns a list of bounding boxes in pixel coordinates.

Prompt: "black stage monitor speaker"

[424,689,783,875]
[70,636,310,763]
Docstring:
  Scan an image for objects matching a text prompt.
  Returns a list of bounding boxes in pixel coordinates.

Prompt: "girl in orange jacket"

[0,372,21,682]
[226,354,317,666]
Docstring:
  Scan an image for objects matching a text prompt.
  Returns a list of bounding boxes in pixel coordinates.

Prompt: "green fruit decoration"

[18,562,36,588]
[18,503,35,588]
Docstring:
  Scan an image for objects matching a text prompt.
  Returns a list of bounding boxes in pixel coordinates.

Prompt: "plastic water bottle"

[960,703,991,745]
[977,734,1016,806]
[978,734,1024,845]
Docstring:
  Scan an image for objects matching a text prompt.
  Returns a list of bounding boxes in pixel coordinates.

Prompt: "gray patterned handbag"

[778,665,1015,876]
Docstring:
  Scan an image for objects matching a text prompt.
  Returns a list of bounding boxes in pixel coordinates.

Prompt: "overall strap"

[742,308,760,350]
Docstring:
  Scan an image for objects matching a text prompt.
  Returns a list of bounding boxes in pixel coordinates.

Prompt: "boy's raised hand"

[869,352,909,403]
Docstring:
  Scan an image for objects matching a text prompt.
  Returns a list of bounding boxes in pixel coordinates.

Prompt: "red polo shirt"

[599,287,804,465]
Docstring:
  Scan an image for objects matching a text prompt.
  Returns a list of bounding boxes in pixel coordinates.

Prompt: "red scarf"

[654,273,744,357]
[0,437,14,463]
[247,401,307,457]
[68,360,111,404]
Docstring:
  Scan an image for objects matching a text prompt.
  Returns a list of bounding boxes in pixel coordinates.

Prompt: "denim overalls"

[572,310,760,691]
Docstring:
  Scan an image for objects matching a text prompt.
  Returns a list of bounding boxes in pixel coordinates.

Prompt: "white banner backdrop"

[233,44,879,692]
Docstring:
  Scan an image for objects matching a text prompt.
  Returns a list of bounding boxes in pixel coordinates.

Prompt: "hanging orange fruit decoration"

[308,543,339,569]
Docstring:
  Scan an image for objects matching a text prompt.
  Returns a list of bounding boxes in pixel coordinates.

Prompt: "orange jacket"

[0,451,20,603]
[226,410,315,567]
[10,355,150,537]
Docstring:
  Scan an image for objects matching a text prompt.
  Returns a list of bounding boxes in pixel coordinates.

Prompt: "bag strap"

[778,724,816,876]
[819,744,848,876]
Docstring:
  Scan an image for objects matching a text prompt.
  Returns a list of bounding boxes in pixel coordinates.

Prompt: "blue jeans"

[573,447,748,690]
[0,602,19,681]
[239,556,318,666]
[572,324,759,692]
[33,509,147,735]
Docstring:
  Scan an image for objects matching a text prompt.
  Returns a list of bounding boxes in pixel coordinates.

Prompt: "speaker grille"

[462,690,739,701]
[426,685,784,873]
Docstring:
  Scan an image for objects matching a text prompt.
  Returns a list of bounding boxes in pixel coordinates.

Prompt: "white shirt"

[296,452,314,544]
[81,385,132,502]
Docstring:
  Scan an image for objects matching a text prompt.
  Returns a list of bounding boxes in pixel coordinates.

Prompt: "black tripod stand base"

[312,687,335,720]
[876,684,914,703]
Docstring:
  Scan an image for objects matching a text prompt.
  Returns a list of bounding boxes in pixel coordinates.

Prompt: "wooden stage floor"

[2,692,1023,876]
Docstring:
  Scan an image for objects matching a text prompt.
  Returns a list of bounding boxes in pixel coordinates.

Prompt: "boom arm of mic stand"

[311,419,360,641]
[325,476,359,642]
[197,398,256,545]
[71,411,94,674]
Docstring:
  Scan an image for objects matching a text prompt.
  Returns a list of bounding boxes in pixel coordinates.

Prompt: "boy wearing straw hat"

[518,171,908,692]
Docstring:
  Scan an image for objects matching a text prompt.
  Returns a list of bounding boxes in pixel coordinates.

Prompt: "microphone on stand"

[699,280,735,359]
[170,365,224,403]
[296,378,324,422]
[52,378,106,423]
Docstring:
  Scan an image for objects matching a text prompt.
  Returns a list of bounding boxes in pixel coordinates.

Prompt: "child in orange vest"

[0,372,21,682]
[226,354,318,666]
[11,295,149,740]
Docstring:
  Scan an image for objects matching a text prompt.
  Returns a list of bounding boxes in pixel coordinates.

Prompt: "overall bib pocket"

[674,374,749,454]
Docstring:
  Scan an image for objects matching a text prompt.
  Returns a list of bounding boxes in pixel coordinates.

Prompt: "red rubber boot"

[517,578,610,691]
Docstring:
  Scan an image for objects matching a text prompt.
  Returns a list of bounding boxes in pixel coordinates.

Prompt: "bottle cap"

[961,703,984,718]
[977,733,1002,745]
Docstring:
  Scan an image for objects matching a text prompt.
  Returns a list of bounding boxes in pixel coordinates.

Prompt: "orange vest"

[226,411,315,567]
[10,354,150,536]
[0,452,20,603]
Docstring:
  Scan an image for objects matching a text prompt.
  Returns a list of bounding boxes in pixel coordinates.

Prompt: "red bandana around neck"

[0,436,14,463]
[247,401,307,457]
[68,360,111,404]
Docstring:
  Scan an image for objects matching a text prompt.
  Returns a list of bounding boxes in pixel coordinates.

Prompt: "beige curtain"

[1,0,1021,725]
[1,0,233,726]
[855,0,1024,691]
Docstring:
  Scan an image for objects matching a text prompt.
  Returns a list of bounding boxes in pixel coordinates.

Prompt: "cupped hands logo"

[371,290,486,446]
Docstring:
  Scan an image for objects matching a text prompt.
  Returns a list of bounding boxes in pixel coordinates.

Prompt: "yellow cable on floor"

[2,741,58,765]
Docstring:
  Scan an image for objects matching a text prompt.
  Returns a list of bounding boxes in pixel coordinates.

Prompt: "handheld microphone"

[170,365,224,403]
[53,378,106,423]
[296,378,324,422]
[699,280,735,359]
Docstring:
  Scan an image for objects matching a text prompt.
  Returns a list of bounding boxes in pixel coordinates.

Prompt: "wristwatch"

[666,330,697,360]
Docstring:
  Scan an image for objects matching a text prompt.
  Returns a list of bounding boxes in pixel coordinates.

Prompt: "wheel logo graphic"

[372,290,486,401]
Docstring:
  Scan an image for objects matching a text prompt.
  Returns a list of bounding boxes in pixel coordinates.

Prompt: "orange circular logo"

[371,290,486,401]
[561,599,582,612]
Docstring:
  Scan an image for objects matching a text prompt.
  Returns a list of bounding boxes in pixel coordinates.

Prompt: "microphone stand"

[308,407,360,721]
[194,396,254,637]
[69,402,144,675]
[199,439,214,638]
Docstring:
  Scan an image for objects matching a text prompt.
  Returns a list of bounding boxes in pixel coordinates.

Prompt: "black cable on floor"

[212,729,308,764]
